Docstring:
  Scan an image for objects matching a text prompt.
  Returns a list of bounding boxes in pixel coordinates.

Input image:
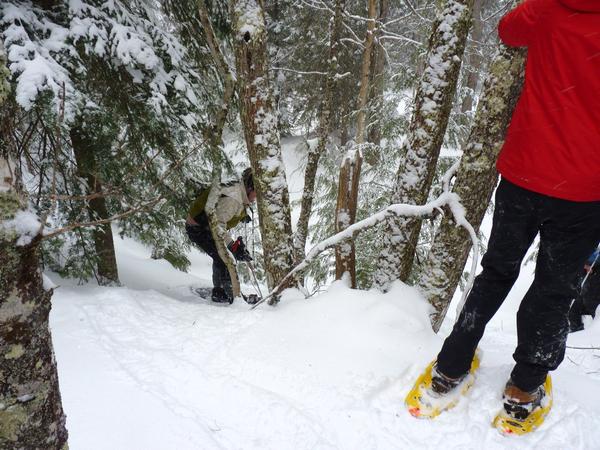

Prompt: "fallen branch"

[252,189,472,309]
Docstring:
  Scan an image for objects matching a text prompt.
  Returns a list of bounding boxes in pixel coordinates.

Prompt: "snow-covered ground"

[49,230,600,450]
[48,140,600,449]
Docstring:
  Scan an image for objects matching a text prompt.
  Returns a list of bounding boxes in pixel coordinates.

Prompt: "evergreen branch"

[36,81,65,237]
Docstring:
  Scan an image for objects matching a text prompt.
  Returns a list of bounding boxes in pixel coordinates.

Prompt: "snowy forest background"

[3,1,599,449]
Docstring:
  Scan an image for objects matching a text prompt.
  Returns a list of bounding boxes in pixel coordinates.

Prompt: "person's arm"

[498,0,546,48]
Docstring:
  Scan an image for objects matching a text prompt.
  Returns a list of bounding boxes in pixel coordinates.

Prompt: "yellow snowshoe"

[405,351,481,419]
[493,375,552,436]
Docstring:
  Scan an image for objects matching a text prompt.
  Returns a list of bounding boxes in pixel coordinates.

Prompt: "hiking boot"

[430,364,467,396]
[502,380,545,420]
[211,287,233,304]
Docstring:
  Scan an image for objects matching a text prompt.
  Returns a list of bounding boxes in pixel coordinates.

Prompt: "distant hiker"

[569,246,600,332]
[186,168,256,304]
[406,0,600,434]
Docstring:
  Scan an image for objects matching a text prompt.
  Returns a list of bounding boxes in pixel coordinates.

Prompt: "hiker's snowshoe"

[243,293,260,305]
[405,350,481,419]
[493,375,552,436]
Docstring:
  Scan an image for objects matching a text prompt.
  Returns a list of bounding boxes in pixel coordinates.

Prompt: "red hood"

[559,0,600,12]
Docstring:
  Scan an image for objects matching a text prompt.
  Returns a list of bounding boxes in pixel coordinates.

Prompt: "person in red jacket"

[422,0,600,427]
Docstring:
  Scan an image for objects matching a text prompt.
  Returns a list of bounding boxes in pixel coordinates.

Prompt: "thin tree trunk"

[294,0,346,263]
[417,40,526,332]
[334,151,363,284]
[373,0,474,289]
[367,0,389,146]
[460,0,484,114]
[231,0,295,294]
[70,125,120,286]
[0,44,68,448]
[334,0,377,288]
[354,0,378,146]
[197,0,241,296]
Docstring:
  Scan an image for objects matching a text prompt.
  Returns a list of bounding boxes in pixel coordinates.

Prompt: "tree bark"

[70,125,120,286]
[293,0,346,263]
[0,43,68,449]
[197,0,241,297]
[460,0,484,114]
[417,41,526,332]
[334,151,363,285]
[373,0,474,289]
[333,0,377,288]
[231,0,295,293]
[367,0,389,146]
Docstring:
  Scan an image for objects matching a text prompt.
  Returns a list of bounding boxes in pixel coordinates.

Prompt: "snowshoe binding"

[405,350,481,419]
[493,376,552,436]
[242,293,260,305]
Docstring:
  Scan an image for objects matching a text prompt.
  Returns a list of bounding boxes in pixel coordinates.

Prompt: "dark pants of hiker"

[186,218,233,300]
[436,178,600,392]
[570,268,600,324]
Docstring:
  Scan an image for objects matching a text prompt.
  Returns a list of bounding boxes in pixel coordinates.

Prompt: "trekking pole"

[581,249,600,288]
[246,261,264,299]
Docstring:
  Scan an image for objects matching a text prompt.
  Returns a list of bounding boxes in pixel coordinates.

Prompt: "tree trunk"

[70,125,120,286]
[373,0,474,289]
[293,0,346,263]
[460,0,484,114]
[334,151,363,285]
[197,0,241,297]
[333,0,377,288]
[417,41,526,332]
[231,0,295,293]
[0,43,68,448]
[367,0,389,146]
[354,0,378,146]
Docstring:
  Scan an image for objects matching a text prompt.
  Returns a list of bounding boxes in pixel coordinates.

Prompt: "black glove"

[228,237,252,262]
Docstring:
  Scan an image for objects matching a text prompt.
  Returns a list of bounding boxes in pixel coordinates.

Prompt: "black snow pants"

[436,178,600,392]
[186,215,233,300]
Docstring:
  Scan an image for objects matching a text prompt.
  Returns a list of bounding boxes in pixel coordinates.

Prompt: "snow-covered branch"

[253,188,477,308]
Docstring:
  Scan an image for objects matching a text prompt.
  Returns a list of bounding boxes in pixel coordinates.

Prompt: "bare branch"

[42,196,163,240]
[253,189,471,308]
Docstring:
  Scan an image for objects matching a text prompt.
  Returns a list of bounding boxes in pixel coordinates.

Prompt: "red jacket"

[496,0,600,201]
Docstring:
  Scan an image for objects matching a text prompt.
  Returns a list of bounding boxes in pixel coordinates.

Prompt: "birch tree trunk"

[197,0,241,297]
[0,46,68,449]
[373,0,474,289]
[70,125,120,286]
[231,0,295,292]
[334,0,377,288]
[417,41,526,332]
[293,0,346,263]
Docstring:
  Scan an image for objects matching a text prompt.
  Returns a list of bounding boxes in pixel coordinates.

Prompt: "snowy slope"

[49,140,600,449]
[49,229,600,450]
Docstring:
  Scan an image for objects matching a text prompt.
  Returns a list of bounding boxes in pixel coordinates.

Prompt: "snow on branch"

[252,172,480,308]
[1,0,200,124]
